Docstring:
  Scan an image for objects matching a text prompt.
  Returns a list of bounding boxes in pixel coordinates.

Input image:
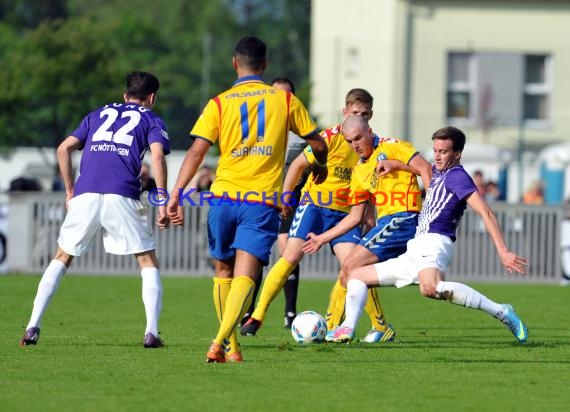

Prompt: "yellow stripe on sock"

[365,287,388,332]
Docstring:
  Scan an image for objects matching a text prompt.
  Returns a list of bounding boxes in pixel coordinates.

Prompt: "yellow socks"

[364,287,388,332]
[213,276,255,349]
[251,258,295,322]
[325,277,347,330]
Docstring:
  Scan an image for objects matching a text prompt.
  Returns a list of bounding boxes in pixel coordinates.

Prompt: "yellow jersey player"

[240,89,392,337]
[166,36,328,363]
[303,115,431,342]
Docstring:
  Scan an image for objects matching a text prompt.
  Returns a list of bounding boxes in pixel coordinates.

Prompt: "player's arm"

[466,191,528,275]
[167,138,211,225]
[361,201,376,234]
[302,201,367,254]
[149,142,169,229]
[303,131,328,184]
[56,135,82,205]
[408,153,432,188]
[282,153,310,218]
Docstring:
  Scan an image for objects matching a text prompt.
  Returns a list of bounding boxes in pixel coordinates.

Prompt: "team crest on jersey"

[377,152,388,161]
[370,172,378,190]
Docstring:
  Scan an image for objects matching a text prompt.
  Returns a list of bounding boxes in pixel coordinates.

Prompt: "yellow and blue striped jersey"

[350,137,422,217]
[301,124,360,213]
[190,75,318,207]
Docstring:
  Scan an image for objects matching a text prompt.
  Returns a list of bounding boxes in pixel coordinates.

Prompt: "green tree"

[0,0,312,152]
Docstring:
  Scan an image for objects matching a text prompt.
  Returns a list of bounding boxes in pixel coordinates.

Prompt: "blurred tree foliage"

[0,0,311,152]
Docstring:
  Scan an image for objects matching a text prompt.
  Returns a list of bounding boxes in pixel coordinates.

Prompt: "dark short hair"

[126,71,160,100]
[432,126,466,152]
[271,77,295,94]
[234,36,267,71]
[345,88,373,108]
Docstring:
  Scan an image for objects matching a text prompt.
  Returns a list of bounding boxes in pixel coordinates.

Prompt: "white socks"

[342,279,368,329]
[436,281,505,319]
[27,259,67,329]
[141,267,162,336]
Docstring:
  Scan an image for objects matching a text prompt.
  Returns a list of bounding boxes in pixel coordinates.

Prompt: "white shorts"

[58,193,155,256]
[372,233,454,288]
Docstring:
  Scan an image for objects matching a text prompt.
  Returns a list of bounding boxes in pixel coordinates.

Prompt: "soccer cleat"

[226,352,243,363]
[239,312,251,328]
[331,326,355,343]
[501,304,529,343]
[206,342,226,363]
[362,324,396,343]
[325,327,337,342]
[240,317,262,336]
[19,327,40,346]
[284,312,296,329]
[143,332,164,348]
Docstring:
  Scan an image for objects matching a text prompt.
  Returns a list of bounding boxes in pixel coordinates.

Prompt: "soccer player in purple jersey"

[333,126,530,343]
[19,71,170,348]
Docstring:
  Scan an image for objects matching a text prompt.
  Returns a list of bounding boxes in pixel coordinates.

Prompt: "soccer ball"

[290,311,327,344]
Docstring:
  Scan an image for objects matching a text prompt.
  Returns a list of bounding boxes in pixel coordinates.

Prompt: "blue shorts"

[361,212,418,261]
[207,201,280,265]
[289,203,360,247]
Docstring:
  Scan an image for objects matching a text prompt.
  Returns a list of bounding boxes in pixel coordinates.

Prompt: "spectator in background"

[140,162,157,193]
[523,181,544,205]
[485,180,501,202]
[187,165,214,192]
[473,170,486,196]
[8,177,42,191]
[52,165,66,192]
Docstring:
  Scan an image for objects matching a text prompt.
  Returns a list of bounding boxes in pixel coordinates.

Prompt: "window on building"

[346,47,360,77]
[523,55,551,121]
[446,52,552,127]
[447,53,472,119]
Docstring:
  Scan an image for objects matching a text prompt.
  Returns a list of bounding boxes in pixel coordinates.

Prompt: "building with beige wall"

[310,0,570,202]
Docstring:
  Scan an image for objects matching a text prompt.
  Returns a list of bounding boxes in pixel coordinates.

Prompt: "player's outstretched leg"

[435,281,528,342]
[500,304,529,343]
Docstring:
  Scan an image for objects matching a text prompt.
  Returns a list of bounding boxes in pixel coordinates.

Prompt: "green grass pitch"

[1,274,569,412]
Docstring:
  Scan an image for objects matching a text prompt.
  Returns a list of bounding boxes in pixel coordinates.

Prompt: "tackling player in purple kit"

[19,71,170,348]
[332,126,530,343]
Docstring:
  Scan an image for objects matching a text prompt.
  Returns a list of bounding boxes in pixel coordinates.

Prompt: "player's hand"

[499,250,528,275]
[65,190,74,210]
[166,196,184,226]
[302,232,325,254]
[156,205,170,229]
[310,163,328,185]
[376,159,399,176]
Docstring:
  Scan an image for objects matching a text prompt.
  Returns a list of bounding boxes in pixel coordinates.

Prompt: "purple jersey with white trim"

[416,165,477,241]
[71,102,170,200]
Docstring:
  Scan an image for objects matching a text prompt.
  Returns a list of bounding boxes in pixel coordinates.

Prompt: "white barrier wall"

[3,193,565,283]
